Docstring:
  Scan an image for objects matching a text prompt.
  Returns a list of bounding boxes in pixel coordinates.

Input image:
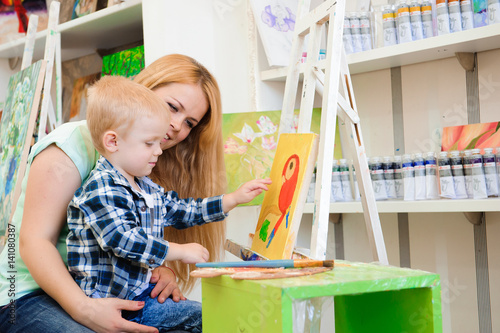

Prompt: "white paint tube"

[382,5,399,46]
[396,0,414,43]
[471,149,488,199]
[348,12,364,53]
[331,160,344,202]
[483,148,499,197]
[461,0,474,30]
[402,154,415,201]
[463,149,474,198]
[424,152,440,199]
[393,155,405,199]
[383,156,397,199]
[438,151,456,199]
[436,0,451,35]
[339,159,353,202]
[449,150,468,199]
[343,17,355,55]
[414,152,427,200]
[448,0,463,33]
[370,157,388,200]
[488,0,500,24]
[421,0,434,37]
[359,12,373,51]
[410,1,424,40]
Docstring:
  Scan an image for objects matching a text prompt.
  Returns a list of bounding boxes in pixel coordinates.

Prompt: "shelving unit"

[303,198,500,214]
[261,23,500,80]
[0,0,143,62]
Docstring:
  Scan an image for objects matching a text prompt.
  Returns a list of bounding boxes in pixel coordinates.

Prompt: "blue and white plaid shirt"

[67,157,226,300]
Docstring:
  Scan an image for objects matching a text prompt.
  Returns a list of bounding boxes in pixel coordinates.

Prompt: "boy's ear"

[102,130,119,153]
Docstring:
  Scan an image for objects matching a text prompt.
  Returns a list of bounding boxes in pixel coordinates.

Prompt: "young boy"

[66,76,271,332]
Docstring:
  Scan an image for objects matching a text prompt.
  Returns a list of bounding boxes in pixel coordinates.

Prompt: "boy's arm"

[163,178,271,229]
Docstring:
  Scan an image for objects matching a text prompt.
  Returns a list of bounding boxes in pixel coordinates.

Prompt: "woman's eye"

[186,120,194,129]
[146,142,153,147]
[168,103,178,112]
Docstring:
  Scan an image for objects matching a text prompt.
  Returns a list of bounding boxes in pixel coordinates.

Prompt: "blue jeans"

[0,289,93,333]
[122,284,202,333]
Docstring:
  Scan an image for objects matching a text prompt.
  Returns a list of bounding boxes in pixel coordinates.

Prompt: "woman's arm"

[19,145,158,333]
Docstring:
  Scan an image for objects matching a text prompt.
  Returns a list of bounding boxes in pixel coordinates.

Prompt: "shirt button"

[149,259,155,265]
[141,206,146,212]
[142,268,147,274]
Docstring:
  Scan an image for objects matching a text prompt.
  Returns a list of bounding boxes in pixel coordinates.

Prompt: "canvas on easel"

[0,60,46,234]
[251,133,318,260]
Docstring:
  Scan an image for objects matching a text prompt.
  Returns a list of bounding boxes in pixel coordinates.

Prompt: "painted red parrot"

[266,154,299,248]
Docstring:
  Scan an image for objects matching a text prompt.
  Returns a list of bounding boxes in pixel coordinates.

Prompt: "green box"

[201,261,442,332]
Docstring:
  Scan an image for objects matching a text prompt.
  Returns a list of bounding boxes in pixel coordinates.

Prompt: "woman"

[0,54,227,332]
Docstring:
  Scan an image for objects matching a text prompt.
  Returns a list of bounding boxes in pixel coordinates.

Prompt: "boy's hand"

[222,178,272,213]
[166,242,209,264]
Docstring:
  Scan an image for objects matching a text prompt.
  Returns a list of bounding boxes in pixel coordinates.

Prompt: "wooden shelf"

[303,198,500,214]
[261,23,500,80]
[0,0,143,62]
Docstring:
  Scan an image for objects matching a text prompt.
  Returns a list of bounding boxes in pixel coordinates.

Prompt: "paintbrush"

[195,259,334,269]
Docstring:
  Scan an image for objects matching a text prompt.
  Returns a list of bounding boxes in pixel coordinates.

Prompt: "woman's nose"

[170,116,181,131]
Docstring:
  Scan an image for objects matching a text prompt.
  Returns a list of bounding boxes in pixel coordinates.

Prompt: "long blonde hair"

[134,54,226,292]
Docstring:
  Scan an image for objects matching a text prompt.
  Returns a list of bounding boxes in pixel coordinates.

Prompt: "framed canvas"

[250,0,298,67]
[223,108,341,206]
[441,121,500,152]
[71,0,106,19]
[0,60,46,234]
[69,72,101,122]
[251,133,319,260]
[102,45,145,78]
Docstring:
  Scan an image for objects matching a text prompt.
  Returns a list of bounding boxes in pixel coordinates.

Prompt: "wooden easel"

[37,0,62,139]
[279,0,388,264]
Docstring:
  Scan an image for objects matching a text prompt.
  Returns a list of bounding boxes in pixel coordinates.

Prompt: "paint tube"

[421,0,434,37]
[463,150,474,198]
[413,153,426,200]
[352,162,361,201]
[382,5,399,46]
[393,155,405,199]
[331,160,344,202]
[489,0,500,24]
[483,148,499,197]
[343,16,355,55]
[461,0,475,30]
[339,159,353,201]
[473,0,488,27]
[307,167,316,203]
[449,150,468,199]
[370,157,388,200]
[425,152,440,199]
[438,151,456,198]
[359,12,373,51]
[396,0,414,43]
[436,0,451,35]
[348,12,364,53]
[410,1,424,40]
[383,156,397,199]
[471,148,488,199]
[402,154,415,201]
[448,0,463,32]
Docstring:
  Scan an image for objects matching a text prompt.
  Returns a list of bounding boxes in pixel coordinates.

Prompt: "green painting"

[102,45,145,79]
[223,109,342,206]
[0,60,46,234]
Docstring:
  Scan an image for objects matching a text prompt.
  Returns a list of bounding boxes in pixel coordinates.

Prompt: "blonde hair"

[134,54,227,292]
[87,76,170,155]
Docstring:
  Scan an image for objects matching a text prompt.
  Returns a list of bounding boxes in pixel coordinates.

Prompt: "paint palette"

[190,266,332,280]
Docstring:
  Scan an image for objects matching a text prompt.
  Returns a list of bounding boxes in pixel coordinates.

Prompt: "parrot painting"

[266,154,299,248]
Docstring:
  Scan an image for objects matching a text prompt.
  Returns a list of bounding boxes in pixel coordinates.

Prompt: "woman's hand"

[73,297,158,333]
[149,266,186,303]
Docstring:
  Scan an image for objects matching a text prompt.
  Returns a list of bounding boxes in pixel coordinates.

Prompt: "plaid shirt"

[67,157,226,300]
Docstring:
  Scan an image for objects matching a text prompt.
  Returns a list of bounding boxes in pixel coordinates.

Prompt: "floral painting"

[441,121,500,152]
[223,108,342,206]
[0,60,45,234]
